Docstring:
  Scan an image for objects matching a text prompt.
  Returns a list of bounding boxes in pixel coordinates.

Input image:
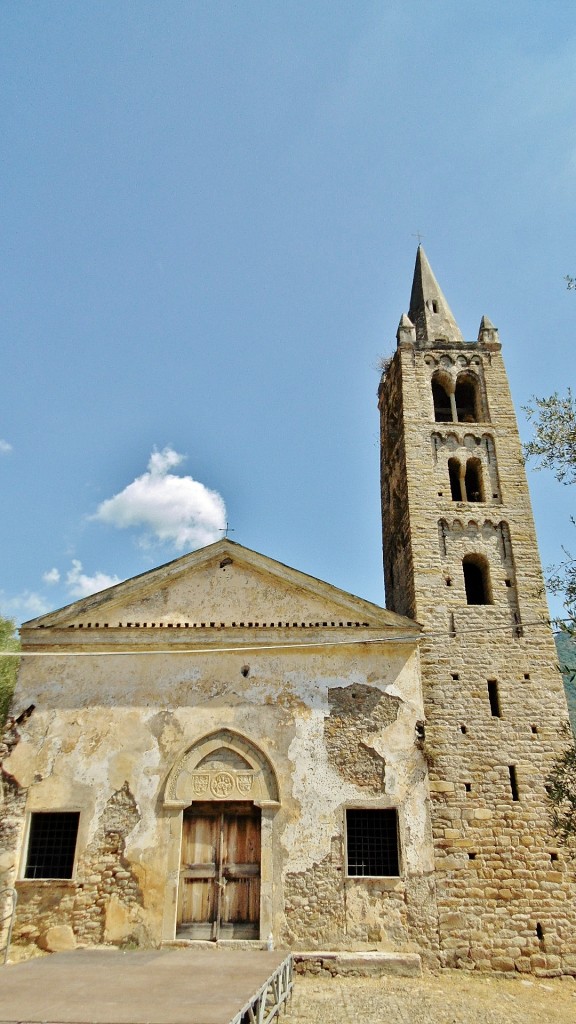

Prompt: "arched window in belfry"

[455,373,483,422]
[448,457,463,501]
[462,555,492,605]
[465,458,484,502]
[431,374,453,422]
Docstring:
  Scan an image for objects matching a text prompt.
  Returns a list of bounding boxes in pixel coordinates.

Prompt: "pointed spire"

[479,314,495,329]
[396,312,416,346]
[408,246,463,344]
[477,315,499,345]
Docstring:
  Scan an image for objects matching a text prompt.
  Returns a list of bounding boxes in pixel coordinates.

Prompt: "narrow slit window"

[25,811,80,879]
[465,458,484,502]
[448,458,462,500]
[508,765,520,801]
[487,680,501,718]
[346,808,400,877]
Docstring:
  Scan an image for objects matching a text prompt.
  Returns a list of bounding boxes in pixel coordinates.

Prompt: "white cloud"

[0,590,51,620]
[42,568,61,585]
[92,447,227,551]
[0,439,13,454]
[148,447,183,475]
[66,560,122,599]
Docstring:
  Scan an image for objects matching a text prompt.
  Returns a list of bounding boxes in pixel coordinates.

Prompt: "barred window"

[346,808,400,877]
[25,812,80,879]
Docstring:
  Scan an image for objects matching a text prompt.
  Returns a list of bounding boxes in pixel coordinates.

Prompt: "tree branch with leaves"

[0,616,20,726]
[524,384,576,844]
[524,388,576,633]
[546,725,576,848]
[524,388,576,485]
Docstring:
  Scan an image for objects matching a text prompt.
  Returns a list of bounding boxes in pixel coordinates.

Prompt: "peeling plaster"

[7,549,432,953]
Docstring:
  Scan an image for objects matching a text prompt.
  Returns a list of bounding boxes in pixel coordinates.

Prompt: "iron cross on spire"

[220,522,234,538]
[412,231,425,246]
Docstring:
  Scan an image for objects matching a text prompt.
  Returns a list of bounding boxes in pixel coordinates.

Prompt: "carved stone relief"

[164,729,279,808]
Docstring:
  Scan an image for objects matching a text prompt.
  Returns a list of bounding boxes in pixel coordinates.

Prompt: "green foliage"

[524,389,576,485]
[548,555,576,635]
[546,725,576,846]
[524,385,576,844]
[524,388,576,634]
[0,615,20,726]
[556,633,576,734]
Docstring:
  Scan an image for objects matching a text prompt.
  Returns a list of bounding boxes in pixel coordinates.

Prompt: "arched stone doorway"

[162,730,280,942]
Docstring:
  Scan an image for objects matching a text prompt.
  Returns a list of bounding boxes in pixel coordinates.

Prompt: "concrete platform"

[0,947,291,1024]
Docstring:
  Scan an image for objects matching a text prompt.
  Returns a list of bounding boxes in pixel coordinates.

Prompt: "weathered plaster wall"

[2,576,435,958]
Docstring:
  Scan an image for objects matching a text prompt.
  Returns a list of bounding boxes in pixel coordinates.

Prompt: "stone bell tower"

[378,246,576,973]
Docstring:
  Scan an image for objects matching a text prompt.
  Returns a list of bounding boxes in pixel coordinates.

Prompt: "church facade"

[2,249,575,972]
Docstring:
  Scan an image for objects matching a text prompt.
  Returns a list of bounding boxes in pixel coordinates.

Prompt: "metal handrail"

[229,954,293,1024]
[0,886,18,965]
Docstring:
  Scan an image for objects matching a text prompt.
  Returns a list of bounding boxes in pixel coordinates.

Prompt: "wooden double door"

[177,802,261,940]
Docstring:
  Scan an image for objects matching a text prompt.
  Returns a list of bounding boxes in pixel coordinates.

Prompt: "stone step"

[294,950,422,977]
[165,938,267,951]
[164,943,422,977]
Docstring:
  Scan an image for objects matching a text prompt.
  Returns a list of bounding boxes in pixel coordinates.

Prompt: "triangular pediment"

[22,540,416,634]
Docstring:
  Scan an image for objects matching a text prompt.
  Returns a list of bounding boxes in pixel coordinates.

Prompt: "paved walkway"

[0,948,288,1024]
[5,948,576,1024]
[285,971,576,1024]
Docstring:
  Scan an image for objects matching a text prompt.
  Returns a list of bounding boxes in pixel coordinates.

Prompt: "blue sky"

[1,1,574,624]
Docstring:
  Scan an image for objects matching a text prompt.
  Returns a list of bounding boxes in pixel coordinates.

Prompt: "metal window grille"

[25,812,80,879]
[346,808,399,877]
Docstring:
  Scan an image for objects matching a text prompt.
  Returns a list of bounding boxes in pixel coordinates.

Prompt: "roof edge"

[22,538,420,635]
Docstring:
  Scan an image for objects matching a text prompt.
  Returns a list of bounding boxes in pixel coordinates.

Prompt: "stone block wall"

[8,781,147,952]
[379,332,576,974]
[283,841,440,961]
